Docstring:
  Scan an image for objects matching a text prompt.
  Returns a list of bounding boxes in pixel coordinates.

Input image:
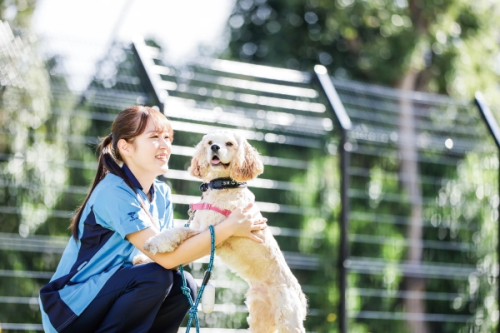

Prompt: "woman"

[39,106,267,333]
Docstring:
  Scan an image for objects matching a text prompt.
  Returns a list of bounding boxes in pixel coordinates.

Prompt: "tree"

[0,0,71,234]
[0,0,37,29]
[0,0,83,326]
[223,1,500,332]
[224,0,500,99]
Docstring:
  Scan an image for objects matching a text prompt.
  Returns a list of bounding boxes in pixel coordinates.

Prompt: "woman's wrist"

[214,218,237,244]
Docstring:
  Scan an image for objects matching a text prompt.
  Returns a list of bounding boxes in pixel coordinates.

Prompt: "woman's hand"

[127,202,268,269]
[224,203,267,243]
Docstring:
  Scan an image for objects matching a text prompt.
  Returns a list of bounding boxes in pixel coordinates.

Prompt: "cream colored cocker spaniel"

[140,130,307,333]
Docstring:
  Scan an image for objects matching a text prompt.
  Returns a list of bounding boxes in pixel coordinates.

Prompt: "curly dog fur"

[140,130,308,333]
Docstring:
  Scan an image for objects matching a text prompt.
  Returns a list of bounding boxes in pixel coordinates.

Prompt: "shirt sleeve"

[93,185,152,239]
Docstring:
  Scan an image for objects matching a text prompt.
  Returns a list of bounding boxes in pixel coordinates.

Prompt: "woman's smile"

[156,153,169,162]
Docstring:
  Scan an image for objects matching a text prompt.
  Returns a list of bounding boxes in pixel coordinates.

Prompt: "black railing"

[317,71,499,333]
[474,91,500,333]
[1,31,499,332]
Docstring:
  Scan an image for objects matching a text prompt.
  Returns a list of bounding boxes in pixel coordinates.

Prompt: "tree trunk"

[396,71,430,333]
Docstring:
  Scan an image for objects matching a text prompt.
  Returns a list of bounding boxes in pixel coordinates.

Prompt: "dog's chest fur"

[189,186,287,284]
[189,187,254,231]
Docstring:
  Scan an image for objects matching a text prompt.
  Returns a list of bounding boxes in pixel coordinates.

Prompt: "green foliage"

[0,0,37,29]
[0,10,82,327]
[292,151,341,332]
[224,0,500,99]
[0,28,69,236]
[440,153,499,331]
[223,1,500,332]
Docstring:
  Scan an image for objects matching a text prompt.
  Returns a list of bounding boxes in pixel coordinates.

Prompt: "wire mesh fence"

[316,69,499,332]
[1,21,499,333]
[132,36,334,330]
[1,30,335,332]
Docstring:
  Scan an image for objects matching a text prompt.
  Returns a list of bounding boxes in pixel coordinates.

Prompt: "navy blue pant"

[61,263,197,333]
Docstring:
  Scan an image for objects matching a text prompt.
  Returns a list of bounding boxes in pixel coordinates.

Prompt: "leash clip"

[186,205,195,227]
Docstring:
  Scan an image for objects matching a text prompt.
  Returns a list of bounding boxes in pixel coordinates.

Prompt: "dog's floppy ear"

[230,134,264,182]
[188,136,209,179]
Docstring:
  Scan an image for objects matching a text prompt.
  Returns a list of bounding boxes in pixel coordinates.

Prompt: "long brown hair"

[70,106,173,239]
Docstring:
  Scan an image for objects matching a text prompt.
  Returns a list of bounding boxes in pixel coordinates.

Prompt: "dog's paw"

[144,236,176,255]
[133,254,153,265]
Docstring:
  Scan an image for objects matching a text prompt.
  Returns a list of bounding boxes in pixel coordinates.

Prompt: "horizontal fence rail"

[1,31,498,333]
[1,34,333,332]
[316,66,498,332]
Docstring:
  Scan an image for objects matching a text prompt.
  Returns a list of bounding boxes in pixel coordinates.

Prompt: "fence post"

[131,36,168,112]
[314,65,352,333]
[474,92,500,333]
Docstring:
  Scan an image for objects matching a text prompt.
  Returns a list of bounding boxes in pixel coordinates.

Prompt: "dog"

[140,130,308,333]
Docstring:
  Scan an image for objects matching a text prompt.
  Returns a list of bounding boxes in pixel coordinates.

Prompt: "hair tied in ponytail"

[70,106,173,239]
[109,133,118,153]
[102,146,112,155]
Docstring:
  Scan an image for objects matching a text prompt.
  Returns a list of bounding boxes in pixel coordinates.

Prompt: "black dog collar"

[199,178,247,192]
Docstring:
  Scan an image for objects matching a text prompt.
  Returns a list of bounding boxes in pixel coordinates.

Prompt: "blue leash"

[180,224,215,333]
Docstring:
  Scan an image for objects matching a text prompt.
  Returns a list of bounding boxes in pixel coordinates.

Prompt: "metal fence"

[1,30,335,332]
[132,36,333,331]
[316,66,499,333]
[1,24,499,333]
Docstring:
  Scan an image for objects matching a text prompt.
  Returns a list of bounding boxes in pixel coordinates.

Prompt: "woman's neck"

[126,163,155,196]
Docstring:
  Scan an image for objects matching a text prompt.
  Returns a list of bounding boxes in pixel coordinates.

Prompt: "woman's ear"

[188,138,209,179]
[230,135,264,182]
[117,139,132,158]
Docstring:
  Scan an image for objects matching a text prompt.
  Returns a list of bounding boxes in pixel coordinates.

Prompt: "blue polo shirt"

[39,164,173,332]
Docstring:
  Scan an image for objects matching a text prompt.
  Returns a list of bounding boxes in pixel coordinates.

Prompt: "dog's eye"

[208,141,212,145]
[226,142,233,147]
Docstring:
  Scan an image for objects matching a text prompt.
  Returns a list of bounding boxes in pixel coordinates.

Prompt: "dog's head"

[188,130,264,182]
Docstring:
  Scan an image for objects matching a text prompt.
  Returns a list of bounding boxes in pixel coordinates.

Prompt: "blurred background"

[1,0,500,332]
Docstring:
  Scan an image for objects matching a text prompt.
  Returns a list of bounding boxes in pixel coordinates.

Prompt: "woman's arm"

[127,203,266,269]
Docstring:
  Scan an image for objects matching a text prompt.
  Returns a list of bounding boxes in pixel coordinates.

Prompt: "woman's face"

[122,119,172,177]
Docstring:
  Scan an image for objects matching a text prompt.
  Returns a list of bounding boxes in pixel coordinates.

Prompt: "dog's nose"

[211,144,220,152]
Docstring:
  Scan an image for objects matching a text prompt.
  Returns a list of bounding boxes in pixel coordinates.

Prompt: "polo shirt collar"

[121,163,155,196]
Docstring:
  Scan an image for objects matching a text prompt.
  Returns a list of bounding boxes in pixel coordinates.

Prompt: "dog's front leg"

[132,253,153,265]
[144,227,197,255]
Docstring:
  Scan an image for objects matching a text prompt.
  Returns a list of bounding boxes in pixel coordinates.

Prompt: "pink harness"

[190,202,232,217]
